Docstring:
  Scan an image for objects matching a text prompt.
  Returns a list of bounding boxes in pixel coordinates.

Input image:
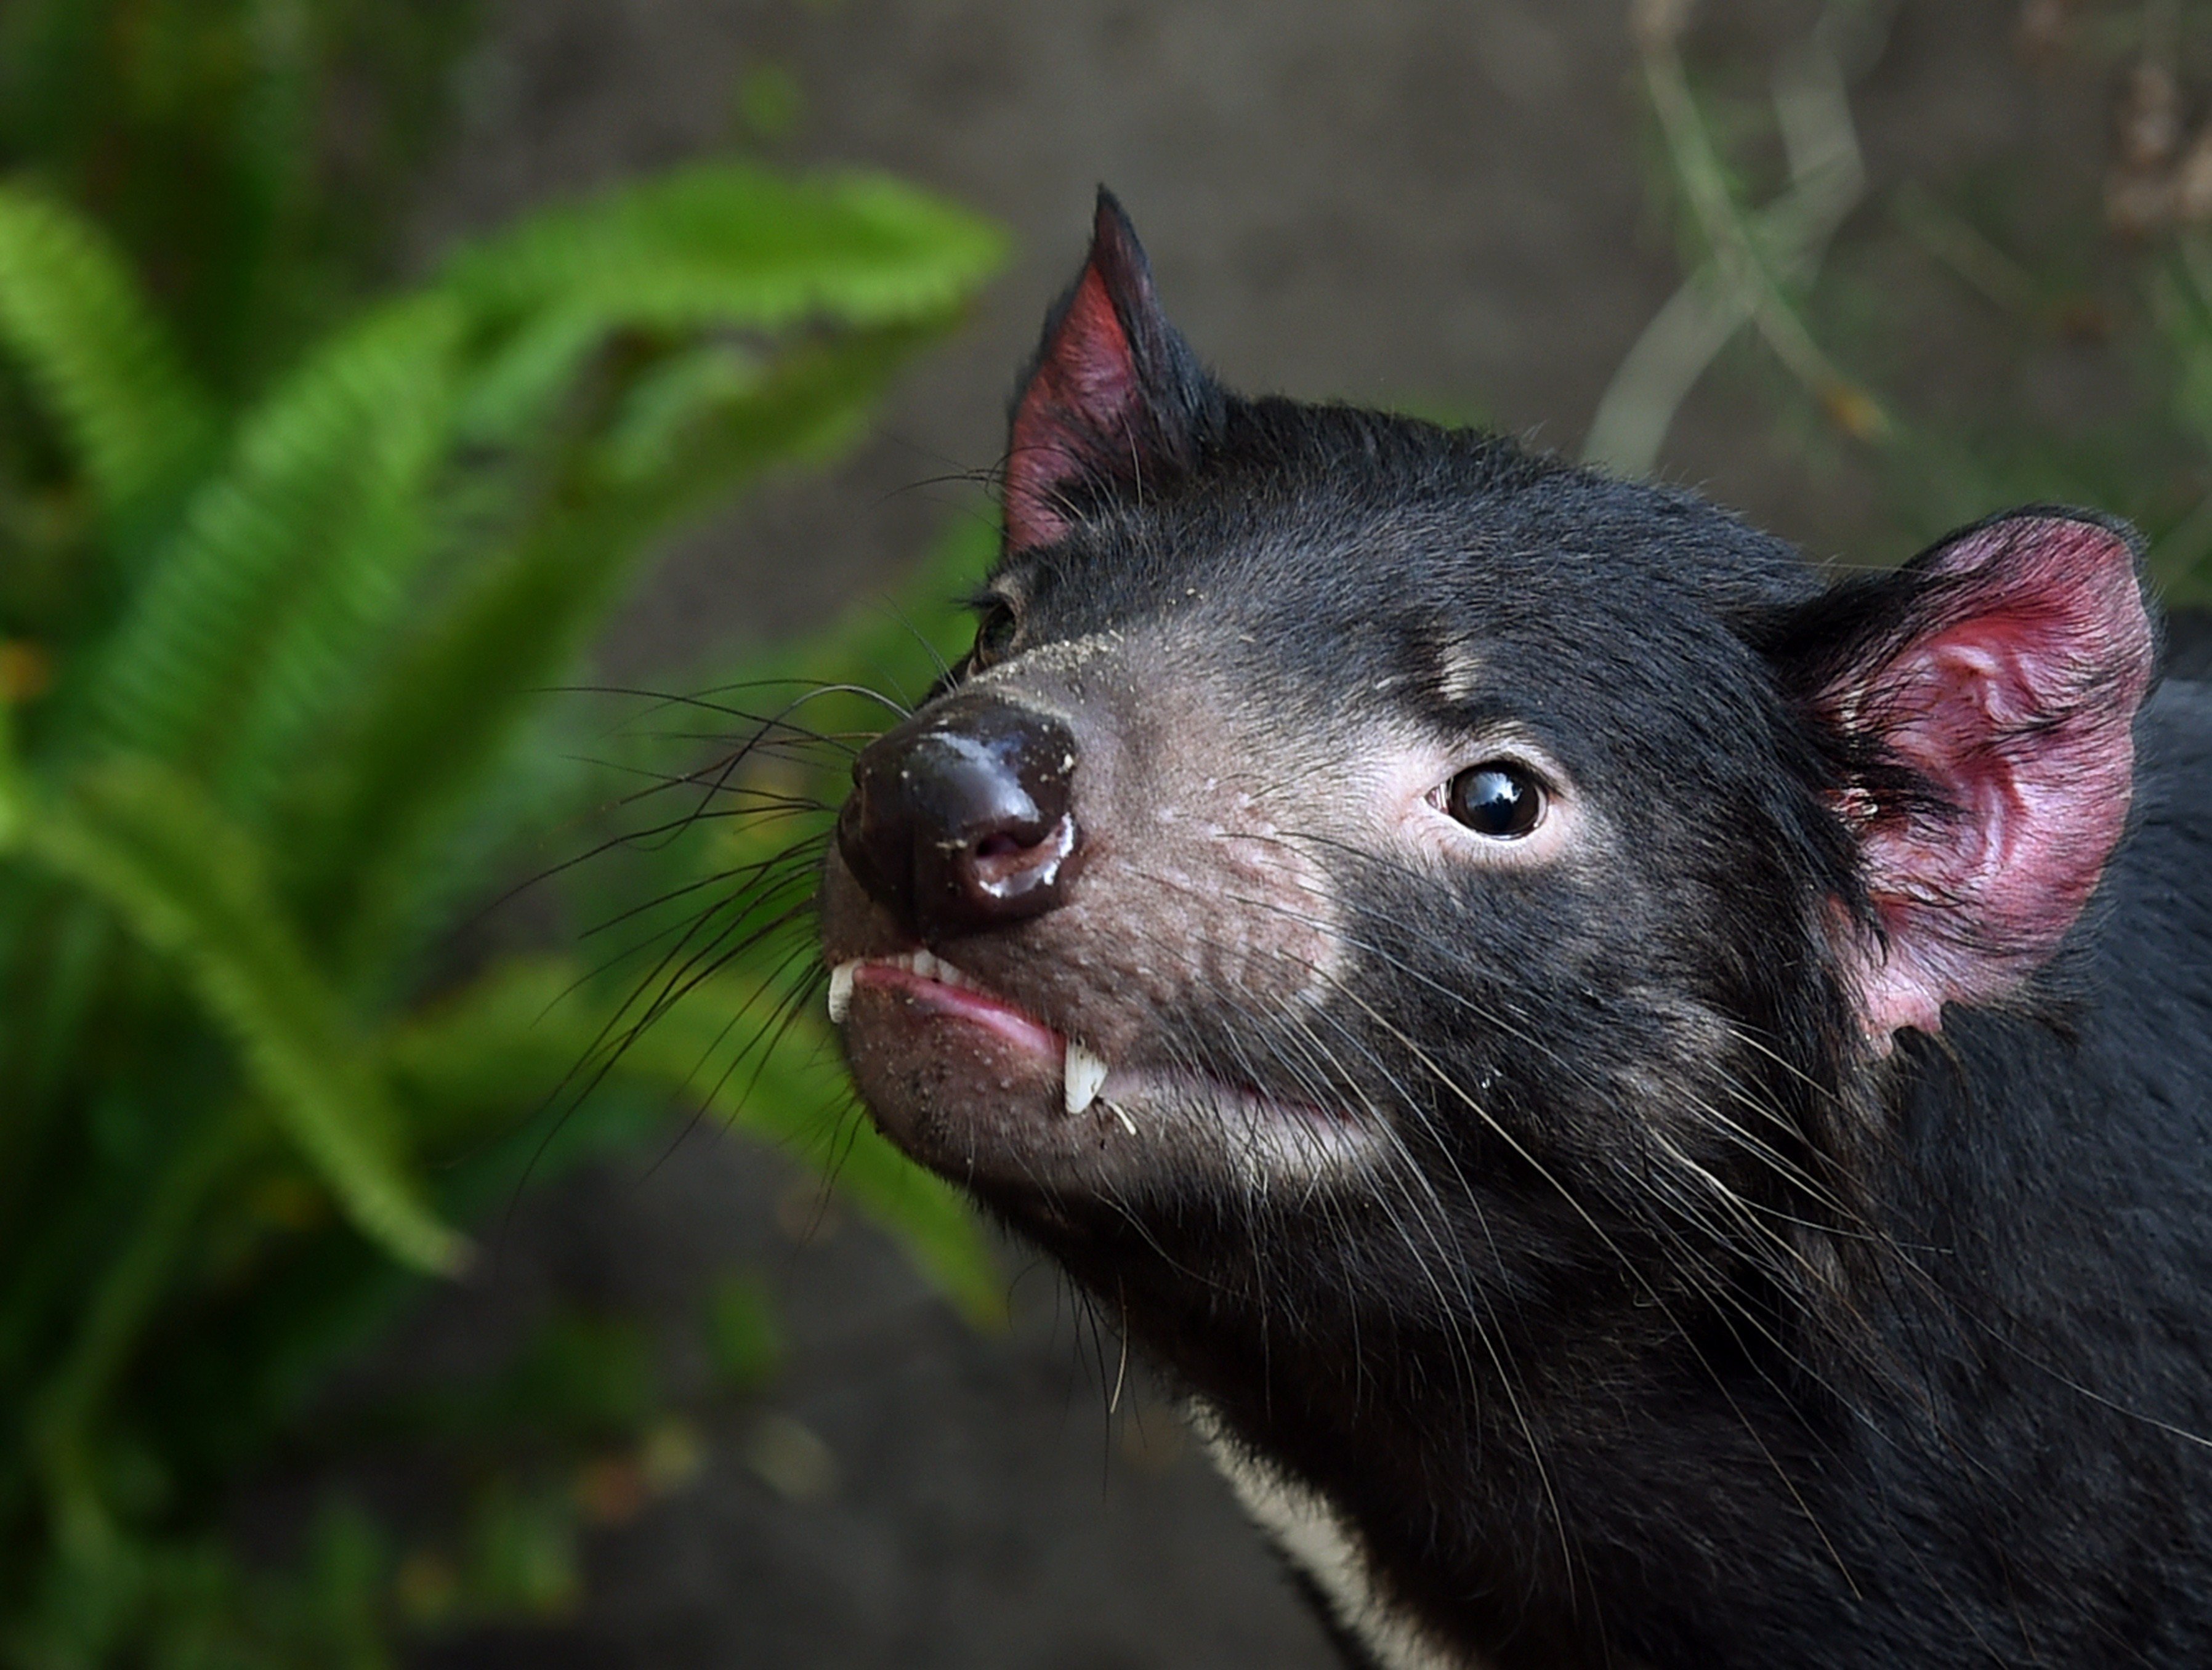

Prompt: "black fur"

[819,198,2212,1668]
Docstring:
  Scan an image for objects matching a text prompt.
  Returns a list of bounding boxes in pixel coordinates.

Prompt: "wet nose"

[836,700,1080,941]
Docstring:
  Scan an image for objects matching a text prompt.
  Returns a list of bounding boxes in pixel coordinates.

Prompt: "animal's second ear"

[1778,511,2155,1042]
[1002,191,1218,554]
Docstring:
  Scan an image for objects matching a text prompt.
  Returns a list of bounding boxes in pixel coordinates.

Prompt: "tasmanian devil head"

[815,192,2158,1661]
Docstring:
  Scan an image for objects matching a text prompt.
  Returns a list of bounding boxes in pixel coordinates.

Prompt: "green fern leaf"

[437,163,1001,455]
[0,180,217,522]
[308,320,946,980]
[89,294,463,807]
[448,161,1007,343]
[4,761,465,1273]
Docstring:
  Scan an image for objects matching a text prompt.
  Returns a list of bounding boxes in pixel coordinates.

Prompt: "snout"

[835,697,1082,943]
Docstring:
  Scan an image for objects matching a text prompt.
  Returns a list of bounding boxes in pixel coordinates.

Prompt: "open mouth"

[826,949,1118,1121]
[825,948,1383,1182]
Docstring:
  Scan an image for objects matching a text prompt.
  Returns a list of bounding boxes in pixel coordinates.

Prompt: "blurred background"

[3,1,2210,1665]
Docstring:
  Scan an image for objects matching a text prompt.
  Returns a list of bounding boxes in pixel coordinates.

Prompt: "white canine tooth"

[1064,1041,1110,1115]
[1110,1102,1137,1136]
[826,961,858,1024]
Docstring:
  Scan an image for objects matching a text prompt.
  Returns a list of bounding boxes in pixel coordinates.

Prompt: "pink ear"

[1004,257,1141,552]
[1003,192,1210,554]
[1818,514,2153,1041]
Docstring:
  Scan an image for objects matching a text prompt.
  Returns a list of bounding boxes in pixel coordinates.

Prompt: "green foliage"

[0,187,216,526]
[706,1272,787,1394]
[0,0,481,393]
[15,1501,398,1670]
[0,39,1007,1667]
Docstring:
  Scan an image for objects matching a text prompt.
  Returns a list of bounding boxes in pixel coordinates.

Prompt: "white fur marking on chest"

[1190,1404,1487,1670]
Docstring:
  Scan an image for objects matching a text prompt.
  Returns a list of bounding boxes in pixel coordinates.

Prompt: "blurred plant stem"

[1589,0,1894,475]
[1601,0,2212,606]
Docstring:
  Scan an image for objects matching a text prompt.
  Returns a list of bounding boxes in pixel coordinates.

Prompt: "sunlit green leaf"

[7,762,464,1273]
[0,181,217,522]
[446,161,1006,337]
[88,295,464,806]
[313,321,952,981]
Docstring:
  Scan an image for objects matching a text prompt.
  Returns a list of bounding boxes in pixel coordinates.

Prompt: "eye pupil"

[1447,764,1541,839]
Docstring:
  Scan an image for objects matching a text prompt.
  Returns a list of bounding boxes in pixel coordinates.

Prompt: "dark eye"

[968,599,1018,672]
[1445,762,1543,839]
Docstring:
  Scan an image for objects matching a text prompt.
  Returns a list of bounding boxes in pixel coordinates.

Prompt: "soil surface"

[384,2,2134,1663]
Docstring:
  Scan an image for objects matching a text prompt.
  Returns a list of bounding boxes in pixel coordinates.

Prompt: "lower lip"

[849,961,1063,1060]
[841,960,1383,1181]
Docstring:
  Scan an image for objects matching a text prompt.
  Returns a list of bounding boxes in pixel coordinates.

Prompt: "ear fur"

[1003,190,1219,554]
[1775,510,2156,1042]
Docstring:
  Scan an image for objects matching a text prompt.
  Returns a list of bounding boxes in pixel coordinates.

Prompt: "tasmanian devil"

[813,191,2212,1668]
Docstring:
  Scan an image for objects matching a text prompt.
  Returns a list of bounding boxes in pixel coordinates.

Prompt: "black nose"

[836,700,1080,941]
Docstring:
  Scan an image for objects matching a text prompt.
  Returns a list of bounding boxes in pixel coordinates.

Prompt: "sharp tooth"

[1064,1041,1109,1115]
[826,961,858,1024]
[1110,1101,1137,1136]
[913,950,940,981]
